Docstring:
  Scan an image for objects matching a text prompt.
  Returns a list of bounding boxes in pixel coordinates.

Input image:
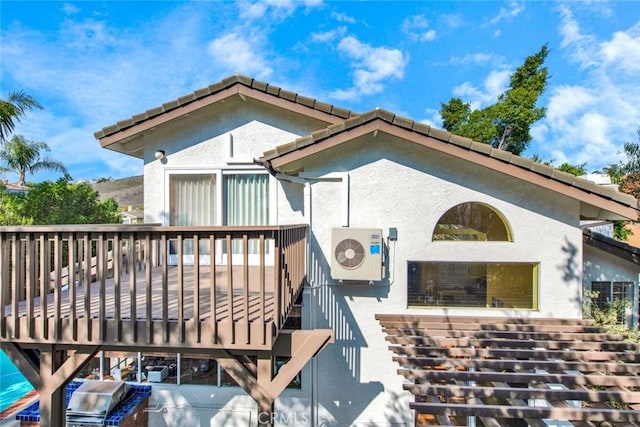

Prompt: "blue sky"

[1,1,640,182]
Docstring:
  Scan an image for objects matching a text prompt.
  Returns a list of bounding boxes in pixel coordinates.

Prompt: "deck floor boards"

[8,264,276,323]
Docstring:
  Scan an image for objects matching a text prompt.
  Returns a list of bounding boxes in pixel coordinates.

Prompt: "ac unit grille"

[334,238,366,270]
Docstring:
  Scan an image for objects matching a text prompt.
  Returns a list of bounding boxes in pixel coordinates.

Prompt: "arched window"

[433,202,512,241]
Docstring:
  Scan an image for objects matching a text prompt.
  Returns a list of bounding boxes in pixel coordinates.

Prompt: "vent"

[335,238,366,269]
[331,228,383,281]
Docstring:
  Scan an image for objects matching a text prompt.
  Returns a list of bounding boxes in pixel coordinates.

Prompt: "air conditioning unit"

[331,228,383,281]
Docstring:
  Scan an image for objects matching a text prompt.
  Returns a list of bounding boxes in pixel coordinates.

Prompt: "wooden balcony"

[0,224,308,351]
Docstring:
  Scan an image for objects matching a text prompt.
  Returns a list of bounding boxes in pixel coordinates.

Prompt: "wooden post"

[257,353,275,427]
[39,348,67,427]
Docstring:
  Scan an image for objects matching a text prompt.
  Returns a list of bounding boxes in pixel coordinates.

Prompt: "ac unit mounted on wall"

[331,227,383,281]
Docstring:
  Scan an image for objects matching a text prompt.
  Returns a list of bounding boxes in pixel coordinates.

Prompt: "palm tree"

[0,135,68,185]
[0,91,43,142]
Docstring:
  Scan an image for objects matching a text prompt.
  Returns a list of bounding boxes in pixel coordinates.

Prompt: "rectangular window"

[408,261,539,309]
[590,281,633,324]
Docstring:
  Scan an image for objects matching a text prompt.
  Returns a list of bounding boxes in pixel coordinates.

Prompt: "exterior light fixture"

[154,150,165,160]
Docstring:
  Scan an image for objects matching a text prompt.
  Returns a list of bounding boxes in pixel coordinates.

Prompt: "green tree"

[556,162,588,176]
[530,155,588,176]
[600,127,640,241]
[0,135,68,185]
[0,177,119,225]
[0,91,43,143]
[440,45,549,155]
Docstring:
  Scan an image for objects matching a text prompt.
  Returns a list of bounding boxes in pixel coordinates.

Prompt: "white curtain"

[170,174,216,226]
[224,174,269,254]
[224,174,268,226]
[170,174,216,256]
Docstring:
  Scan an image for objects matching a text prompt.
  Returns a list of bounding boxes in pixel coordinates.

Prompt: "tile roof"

[260,108,639,211]
[94,75,358,140]
[584,229,640,264]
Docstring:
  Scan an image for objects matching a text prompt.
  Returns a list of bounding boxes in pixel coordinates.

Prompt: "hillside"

[91,175,143,209]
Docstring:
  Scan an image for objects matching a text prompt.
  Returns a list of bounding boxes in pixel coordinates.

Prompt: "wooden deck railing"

[0,224,307,350]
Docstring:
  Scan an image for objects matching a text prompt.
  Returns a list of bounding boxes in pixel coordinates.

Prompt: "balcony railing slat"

[226,234,234,327]
[67,233,77,339]
[25,233,34,339]
[113,234,122,342]
[54,233,63,340]
[162,233,168,342]
[259,234,265,345]
[11,235,19,338]
[0,234,7,337]
[193,233,200,343]
[243,234,249,344]
[210,235,217,343]
[145,234,152,344]
[42,235,49,339]
[98,233,107,341]
[274,232,282,331]
[128,234,137,342]
[177,234,184,343]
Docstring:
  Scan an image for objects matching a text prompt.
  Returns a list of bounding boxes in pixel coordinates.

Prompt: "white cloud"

[238,0,323,21]
[207,33,273,79]
[546,86,595,123]
[484,1,525,27]
[311,26,347,43]
[401,15,436,42]
[421,108,443,128]
[330,36,408,101]
[449,53,498,66]
[332,11,355,24]
[62,3,80,15]
[600,26,640,74]
[557,5,598,69]
[441,14,464,29]
[60,18,116,49]
[452,69,510,109]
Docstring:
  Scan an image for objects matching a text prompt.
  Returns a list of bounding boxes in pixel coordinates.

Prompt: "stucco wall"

[584,244,639,285]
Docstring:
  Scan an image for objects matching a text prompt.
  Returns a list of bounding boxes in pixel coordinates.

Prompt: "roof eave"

[95,76,357,153]
[261,118,639,221]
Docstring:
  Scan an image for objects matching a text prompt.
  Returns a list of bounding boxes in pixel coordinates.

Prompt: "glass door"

[169,173,216,265]
[223,173,271,265]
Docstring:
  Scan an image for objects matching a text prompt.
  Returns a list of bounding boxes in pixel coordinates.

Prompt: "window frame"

[407,261,539,310]
[164,168,274,227]
[432,202,513,242]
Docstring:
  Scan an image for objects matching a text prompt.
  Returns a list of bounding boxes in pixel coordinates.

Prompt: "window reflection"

[433,203,512,241]
[408,262,538,309]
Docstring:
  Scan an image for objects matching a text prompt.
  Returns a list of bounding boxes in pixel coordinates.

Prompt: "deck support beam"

[1,343,99,427]
[216,329,333,427]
